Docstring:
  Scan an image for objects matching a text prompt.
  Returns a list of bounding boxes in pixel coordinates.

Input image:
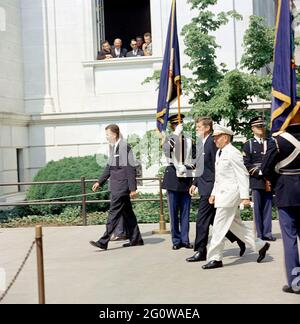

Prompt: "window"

[95,0,151,52]
[16,149,24,192]
[253,0,275,26]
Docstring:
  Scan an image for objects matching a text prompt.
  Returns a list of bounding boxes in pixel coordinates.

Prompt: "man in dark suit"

[111,38,127,58]
[97,40,115,60]
[187,117,245,262]
[162,114,195,250]
[243,116,275,241]
[90,124,143,250]
[261,115,300,294]
[126,39,144,57]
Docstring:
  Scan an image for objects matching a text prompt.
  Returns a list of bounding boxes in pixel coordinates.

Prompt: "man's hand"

[240,199,250,206]
[208,195,215,205]
[173,124,183,136]
[92,182,100,192]
[130,191,137,199]
[177,164,187,176]
[189,185,197,196]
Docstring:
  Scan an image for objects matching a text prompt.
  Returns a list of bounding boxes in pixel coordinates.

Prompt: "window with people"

[97,33,152,60]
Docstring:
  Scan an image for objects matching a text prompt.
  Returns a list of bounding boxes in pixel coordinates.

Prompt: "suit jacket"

[211,143,249,208]
[97,49,116,60]
[98,140,137,196]
[111,47,127,58]
[126,49,144,57]
[243,138,269,190]
[261,125,300,207]
[193,134,216,196]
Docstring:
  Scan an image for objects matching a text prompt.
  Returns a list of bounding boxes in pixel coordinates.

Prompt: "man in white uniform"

[202,124,270,269]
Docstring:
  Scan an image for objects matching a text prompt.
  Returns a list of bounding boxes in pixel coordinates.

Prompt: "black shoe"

[186,252,206,262]
[257,242,270,263]
[89,240,107,250]
[262,236,276,242]
[172,244,182,250]
[282,285,300,294]
[182,243,194,249]
[202,260,223,269]
[123,241,144,248]
[238,241,246,257]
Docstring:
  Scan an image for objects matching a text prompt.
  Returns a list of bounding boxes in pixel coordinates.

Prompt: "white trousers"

[207,205,265,262]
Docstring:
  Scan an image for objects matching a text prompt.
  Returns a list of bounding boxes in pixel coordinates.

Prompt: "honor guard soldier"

[243,117,276,241]
[162,114,196,250]
[261,115,300,294]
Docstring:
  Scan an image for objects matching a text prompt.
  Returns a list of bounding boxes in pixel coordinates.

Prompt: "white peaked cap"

[213,124,234,136]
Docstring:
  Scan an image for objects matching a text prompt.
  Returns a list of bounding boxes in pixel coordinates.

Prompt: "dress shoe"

[202,260,223,269]
[123,240,144,247]
[238,241,246,257]
[282,285,300,294]
[182,243,194,249]
[186,252,206,262]
[257,242,270,263]
[89,240,107,250]
[262,236,276,242]
[172,244,182,250]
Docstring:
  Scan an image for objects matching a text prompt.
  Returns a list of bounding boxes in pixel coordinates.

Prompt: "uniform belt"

[277,168,300,175]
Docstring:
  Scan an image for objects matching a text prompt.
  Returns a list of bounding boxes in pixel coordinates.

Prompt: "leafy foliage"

[240,15,274,73]
[25,155,109,215]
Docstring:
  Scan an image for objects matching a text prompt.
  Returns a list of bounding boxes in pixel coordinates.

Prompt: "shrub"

[25,155,109,215]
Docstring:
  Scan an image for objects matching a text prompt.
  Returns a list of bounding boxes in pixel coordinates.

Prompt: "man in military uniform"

[202,124,270,270]
[243,117,276,241]
[261,115,300,294]
[162,114,196,250]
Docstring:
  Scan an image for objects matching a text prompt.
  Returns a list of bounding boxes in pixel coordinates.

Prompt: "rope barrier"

[0,241,36,303]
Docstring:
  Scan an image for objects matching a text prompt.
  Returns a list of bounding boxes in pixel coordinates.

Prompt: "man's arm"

[231,149,250,200]
[126,145,137,193]
[261,138,280,180]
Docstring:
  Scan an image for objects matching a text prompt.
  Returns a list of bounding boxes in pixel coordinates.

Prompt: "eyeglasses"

[131,43,137,46]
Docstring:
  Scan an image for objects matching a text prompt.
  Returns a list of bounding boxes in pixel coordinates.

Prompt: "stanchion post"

[81,176,87,226]
[35,225,45,304]
[152,177,170,234]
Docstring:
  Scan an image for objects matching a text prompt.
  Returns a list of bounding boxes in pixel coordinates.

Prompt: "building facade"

[0,0,276,197]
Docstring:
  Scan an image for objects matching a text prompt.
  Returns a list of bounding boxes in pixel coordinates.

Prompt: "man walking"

[187,117,245,262]
[89,124,143,250]
[202,124,270,269]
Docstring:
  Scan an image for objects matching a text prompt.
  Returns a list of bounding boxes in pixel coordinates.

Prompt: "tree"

[183,2,275,137]
[240,15,274,73]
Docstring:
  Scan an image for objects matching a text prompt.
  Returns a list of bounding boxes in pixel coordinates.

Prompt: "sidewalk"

[0,221,299,304]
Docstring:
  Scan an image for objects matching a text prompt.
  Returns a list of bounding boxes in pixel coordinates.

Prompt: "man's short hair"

[144,32,151,38]
[102,40,109,46]
[105,124,120,139]
[196,117,213,131]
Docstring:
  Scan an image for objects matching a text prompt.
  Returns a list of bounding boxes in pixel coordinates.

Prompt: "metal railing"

[0,177,170,233]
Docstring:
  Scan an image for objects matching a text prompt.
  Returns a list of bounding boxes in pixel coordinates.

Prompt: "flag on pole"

[156,0,181,133]
[271,0,300,132]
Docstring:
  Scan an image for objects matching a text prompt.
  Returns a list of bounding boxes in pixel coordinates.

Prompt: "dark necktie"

[218,150,222,157]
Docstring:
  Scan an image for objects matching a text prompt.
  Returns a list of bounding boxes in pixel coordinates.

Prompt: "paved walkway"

[0,221,299,304]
